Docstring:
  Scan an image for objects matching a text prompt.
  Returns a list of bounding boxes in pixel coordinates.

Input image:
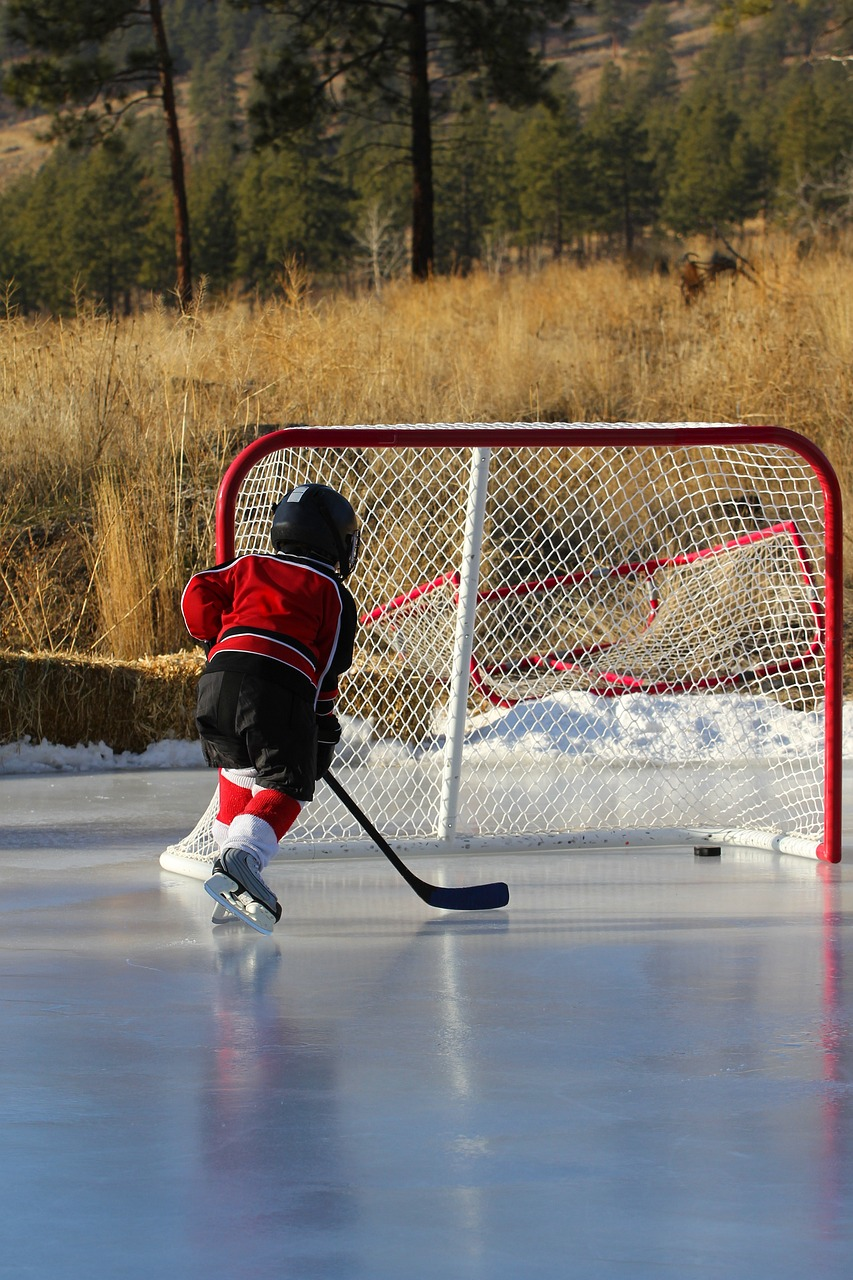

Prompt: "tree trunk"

[149,0,193,308]
[622,169,634,255]
[554,174,563,259]
[407,1,434,280]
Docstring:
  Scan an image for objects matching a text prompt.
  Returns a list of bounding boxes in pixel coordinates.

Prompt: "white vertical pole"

[437,446,491,841]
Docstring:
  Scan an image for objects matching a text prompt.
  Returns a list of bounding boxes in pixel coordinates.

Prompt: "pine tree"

[586,62,656,251]
[515,77,589,257]
[0,134,152,311]
[628,1,679,100]
[189,149,239,293]
[664,82,747,233]
[188,1,244,160]
[235,134,354,289]
[773,59,853,224]
[434,85,510,271]
[625,2,679,227]
[593,0,638,53]
[245,1,575,279]
[0,164,67,309]
[2,0,193,306]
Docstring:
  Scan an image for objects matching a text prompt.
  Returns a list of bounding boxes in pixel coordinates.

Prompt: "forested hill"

[1,1,852,312]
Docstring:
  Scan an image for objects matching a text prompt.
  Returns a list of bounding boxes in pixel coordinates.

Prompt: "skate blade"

[211,901,241,925]
[204,872,277,936]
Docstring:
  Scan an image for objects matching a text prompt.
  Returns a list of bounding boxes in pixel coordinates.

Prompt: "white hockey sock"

[221,767,258,789]
[222,813,280,872]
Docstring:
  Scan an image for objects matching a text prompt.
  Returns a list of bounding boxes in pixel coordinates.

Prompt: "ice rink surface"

[1,766,852,1280]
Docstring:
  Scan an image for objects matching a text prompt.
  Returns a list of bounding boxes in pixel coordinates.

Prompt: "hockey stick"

[323,770,509,911]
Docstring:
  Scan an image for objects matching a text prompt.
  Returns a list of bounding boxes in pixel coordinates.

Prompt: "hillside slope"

[0,1,718,191]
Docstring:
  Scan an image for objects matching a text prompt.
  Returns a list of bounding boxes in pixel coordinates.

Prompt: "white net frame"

[161,423,843,878]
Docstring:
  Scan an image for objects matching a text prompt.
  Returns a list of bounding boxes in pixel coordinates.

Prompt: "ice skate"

[204,847,282,935]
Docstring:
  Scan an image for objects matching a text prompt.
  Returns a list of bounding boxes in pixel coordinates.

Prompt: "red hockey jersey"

[181,552,357,711]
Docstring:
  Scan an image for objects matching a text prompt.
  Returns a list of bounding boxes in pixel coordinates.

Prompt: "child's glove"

[316,713,341,777]
[316,740,337,777]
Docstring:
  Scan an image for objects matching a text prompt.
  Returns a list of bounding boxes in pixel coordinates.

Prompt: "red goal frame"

[214,423,844,863]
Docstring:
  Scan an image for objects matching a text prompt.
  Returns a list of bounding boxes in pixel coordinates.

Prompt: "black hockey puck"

[694,845,721,857]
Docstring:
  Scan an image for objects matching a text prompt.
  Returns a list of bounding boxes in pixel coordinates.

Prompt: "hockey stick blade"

[324,770,509,911]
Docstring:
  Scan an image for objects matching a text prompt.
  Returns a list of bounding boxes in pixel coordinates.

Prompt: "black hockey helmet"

[270,483,361,578]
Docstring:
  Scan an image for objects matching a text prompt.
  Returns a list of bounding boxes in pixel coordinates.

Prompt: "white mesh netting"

[370,521,821,702]
[162,424,836,872]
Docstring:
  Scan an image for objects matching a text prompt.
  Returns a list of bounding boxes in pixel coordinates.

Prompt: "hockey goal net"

[161,423,843,877]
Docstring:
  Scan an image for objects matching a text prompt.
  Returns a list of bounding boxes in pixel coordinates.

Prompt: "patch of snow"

[0,737,205,775]
[2,697,851,776]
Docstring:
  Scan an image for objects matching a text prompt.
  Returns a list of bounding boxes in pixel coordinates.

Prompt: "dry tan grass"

[0,239,851,674]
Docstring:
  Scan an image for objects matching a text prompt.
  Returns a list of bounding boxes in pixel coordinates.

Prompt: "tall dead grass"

[1,237,850,660]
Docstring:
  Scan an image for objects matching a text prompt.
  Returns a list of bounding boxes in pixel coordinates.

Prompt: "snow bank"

[455,692,853,763]
[2,696,852,775]
[0,737,205,775]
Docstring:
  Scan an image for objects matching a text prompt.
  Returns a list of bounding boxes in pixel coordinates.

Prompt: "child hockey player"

[181,483,360,934]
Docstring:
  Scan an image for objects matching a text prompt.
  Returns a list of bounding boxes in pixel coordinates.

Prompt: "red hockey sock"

[216,770,254,825]
[245,789,302,841]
